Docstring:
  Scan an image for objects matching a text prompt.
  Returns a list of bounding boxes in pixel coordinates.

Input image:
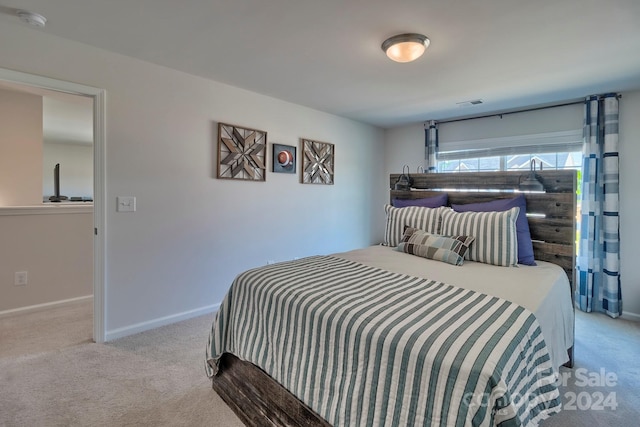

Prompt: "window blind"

[437,129,583,160]
[437,103,583,160]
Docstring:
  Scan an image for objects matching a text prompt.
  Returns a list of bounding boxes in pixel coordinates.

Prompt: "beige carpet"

[1,299,638,426]
[0,298,93,359]
[542,311,640,427]
[0,300,243,427]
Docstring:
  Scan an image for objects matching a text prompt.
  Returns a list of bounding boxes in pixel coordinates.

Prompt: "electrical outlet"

[267,260,275,265]
[14,271,28,286]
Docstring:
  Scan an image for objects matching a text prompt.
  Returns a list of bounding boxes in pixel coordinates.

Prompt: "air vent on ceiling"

[456,99,484,107]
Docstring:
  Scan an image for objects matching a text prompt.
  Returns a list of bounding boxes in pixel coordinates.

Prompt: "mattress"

[206,251,564,426]
[335,245,574,371]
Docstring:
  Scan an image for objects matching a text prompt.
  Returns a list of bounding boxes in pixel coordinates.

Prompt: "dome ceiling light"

[381,33,430,63]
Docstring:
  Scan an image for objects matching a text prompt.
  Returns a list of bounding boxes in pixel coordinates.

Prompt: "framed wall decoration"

[301,138,334,185]
[217,122,267,181]
[272,144,296,174]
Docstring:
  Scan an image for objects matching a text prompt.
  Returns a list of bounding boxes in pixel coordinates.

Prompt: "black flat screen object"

[48,163,68,202]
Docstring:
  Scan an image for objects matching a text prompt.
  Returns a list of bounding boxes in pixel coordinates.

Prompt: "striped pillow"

[440,207,519,267]
[396,228,475,266]
[383,204,442,247]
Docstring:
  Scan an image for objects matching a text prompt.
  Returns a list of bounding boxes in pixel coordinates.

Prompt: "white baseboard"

[0,295,93,318]
[622,311,640,322]
[105,303,220,341]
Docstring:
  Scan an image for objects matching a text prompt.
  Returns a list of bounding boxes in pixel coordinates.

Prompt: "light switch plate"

[117,196,136,212]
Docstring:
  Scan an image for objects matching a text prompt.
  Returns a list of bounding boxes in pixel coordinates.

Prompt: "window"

[437,151,582,173]
[435,103,583,174]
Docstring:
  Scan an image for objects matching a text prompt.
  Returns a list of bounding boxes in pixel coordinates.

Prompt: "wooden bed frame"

[212,170,577,427]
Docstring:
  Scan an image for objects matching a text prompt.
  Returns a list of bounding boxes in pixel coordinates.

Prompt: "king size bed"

[206,170,576,427]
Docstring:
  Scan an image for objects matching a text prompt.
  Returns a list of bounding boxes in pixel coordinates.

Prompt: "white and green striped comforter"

[206,256,561,427]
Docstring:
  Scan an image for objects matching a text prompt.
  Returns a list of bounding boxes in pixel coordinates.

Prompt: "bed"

[206,170,576,427]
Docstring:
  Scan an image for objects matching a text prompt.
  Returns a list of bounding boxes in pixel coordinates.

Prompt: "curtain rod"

[429,94,621,126]
[434,100,583,125]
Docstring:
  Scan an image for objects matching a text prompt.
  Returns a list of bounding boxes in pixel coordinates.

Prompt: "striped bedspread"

[206,256,561,426]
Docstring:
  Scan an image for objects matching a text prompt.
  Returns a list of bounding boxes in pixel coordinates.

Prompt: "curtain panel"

[576,93,622,318]
[424,120,438,172]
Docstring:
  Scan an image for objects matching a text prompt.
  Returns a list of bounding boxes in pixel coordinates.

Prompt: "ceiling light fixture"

[381,33,430,63]
[16,10,47,28]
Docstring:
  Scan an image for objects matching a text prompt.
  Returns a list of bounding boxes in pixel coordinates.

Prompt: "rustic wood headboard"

[389,170,577,289]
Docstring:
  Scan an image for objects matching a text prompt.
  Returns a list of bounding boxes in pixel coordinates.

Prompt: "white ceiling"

[2,0,640,128]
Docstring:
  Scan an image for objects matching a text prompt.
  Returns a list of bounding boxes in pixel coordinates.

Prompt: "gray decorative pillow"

[396,227,475,266]
[440,207,519,267]
[383,204,442,247]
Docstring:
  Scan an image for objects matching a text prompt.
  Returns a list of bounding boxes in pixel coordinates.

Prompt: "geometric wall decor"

[272,143,296,174]
[301,138,334,185]
[217,123,267,181]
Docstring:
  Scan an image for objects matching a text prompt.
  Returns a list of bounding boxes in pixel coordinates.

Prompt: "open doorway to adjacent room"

[0,68,105,354]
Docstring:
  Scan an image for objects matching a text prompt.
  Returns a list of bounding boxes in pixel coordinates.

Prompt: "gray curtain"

[425,120,438,172]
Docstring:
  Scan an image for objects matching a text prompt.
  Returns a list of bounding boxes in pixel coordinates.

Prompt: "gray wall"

[0,88,42,206]
[0,22,386,338]
[0,208,93,312]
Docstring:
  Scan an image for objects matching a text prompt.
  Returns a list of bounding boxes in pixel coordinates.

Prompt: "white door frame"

[0,67,107,343]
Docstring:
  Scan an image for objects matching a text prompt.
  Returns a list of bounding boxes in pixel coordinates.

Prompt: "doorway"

[0,67,106,343]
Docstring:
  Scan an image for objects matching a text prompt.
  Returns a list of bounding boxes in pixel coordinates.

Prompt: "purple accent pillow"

[392,193,448,209]
[451,194,536,265]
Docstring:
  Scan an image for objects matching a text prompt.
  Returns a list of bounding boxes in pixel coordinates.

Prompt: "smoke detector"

[16,10,47,27]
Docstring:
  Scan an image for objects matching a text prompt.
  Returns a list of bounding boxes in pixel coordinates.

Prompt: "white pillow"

[440,207,519,267]
[383,204,442,247]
